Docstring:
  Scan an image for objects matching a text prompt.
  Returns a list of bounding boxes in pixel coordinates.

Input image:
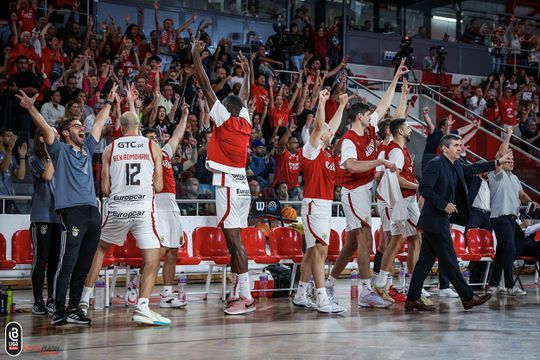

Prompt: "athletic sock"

[386,276,393,290]
[238,272,252,300]
[360,278,371,294]
[162,286,173,296]
[316,288,329,305]
[375,270,389,288]
[137,298,149,310]
[296,281,309,299]
[230,273,238,298]
[325,275,336,288]
[373,251,383,274]
[80,286,93,304]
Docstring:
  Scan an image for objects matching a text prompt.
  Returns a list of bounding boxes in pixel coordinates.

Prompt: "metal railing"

[487,46,540,77]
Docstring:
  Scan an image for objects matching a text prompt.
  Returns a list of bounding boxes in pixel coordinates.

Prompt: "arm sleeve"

[46,137,61,160]
[340,139,357,167]
[162,143,173,158]
[302,142,321,160]
[388,148,405,170]
[209,100,230,127]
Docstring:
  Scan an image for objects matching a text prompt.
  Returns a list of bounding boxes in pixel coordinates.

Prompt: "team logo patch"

[72,226,80,237]
[268,201,278,212]
[40,224,48,235]
[321,233,328,240]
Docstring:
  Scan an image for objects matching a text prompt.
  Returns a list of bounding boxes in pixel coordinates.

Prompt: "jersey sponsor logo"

[365,139,375,157]
[255,201,265,211]
[110,211,146,219]
[117,141,144,149]
[162,159,172,169]
[230,174,247,182]
[236,189,251,197]
[325,160,336,171]
[112,153,151,161]
[289,162,300,171]
[112,194,147,201]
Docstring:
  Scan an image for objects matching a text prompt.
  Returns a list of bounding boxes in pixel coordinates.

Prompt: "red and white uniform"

[301,142,336,248]
[101,136,161,249]
[156,143,183,248]
[207,101,252,229]
[376,140,391,232]
[272,148,301,189]
[498,96,516,126]
[340,112,379,231]
[385,142,419,237]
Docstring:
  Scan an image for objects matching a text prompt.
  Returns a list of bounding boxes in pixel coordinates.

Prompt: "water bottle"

[94,277,105,310]
[306,275,315,300]
[259,272,268,302]
[405,272,410,289]
[6,286,13,314]
[351,269,359,298]
[178,272,187,304]
[463,268,470,285]
[398,266,406,290]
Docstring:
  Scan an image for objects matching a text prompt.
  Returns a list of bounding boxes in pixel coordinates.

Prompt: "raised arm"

[309,89,329,148]
[91,84,118,142]
[101,145,112,196]
[16,91,55,145]
[153,0,161,32]
[393,78,409,119]
[249,52,256,85]
[374,58,409,122]
[328,93,348,134]
[237,52,250,104]
[423,106,435,134]
[168,99,189,152]
[177,13,197,34]
[168,93,180,123]
[125,82,138,116]
[287,77,302,113]
[191,38,217,108]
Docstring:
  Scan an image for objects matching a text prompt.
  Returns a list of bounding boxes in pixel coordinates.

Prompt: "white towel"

[379,169,408,222]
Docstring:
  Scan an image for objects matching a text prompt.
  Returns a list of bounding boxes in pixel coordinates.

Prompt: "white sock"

[81,286,93,304]
[316,288,329,305]
[296,281,309,298]
[238,272,252,300]
[325,275,336,288]
[386,276,393,290]
[137,297,149,310]
[162,286,172,296]
[360,278,371,294]
[375,270,389,288]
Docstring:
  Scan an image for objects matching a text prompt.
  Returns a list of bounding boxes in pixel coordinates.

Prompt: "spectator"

[467,88,487,116]
[40,90,65,126]
[521,120,540,157]
[179,176,213,215]
[287,23,305,71]
[422,47,438,73]
[0,128,27,212]
[249,178,261,198]
[57,75,82,106]
[414,26,428,39]
[211,67,232,101]
[276,181,289,201]
[306,16,336,67]
[499,86,522,127]
[272,123,301,199]
[249,139,275,189]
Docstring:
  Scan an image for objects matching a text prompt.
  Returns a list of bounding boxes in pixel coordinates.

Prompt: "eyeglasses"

[68,124,84,130]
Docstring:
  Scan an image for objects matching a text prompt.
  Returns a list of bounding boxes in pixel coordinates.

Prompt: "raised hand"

[289,122,298,133]
[18,142,28,158]
[15,90,38,110]
[422,106,430,115]
[338,93,349,105]
[181,98,189,116]
[248,98,256,113]
[498,150,514,165]
[107,83,119,101]
[383,160,397,172]
[319,89,330,103]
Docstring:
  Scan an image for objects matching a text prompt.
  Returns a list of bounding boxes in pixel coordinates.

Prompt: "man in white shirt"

[40,90,65,126]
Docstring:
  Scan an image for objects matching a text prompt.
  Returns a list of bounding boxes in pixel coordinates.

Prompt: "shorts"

[302,198,332,249]
[341,185,372,232]
[216,186,251,229]
[157,211,183,248]
[377,199,391,233]
[390,195,420,237]
[101,209,161,250]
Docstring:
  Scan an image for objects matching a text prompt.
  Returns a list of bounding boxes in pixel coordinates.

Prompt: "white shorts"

[216,186,251,229]
[101,209,161,249]
[302,198,332,249]
[157,211,183,248]
[341,185,372,232]
[377,199,391,233]
[390,195,420,237]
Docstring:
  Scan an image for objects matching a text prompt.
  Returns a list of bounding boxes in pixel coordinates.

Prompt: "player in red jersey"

[192,38,255,315]
[272,122,301,198]
[325,59,408,308]
[293,90,348,313]
[144,98,190,309]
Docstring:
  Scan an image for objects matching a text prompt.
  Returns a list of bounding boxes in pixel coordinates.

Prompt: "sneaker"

[317,300,347,314]
[497,286,508,294]
[50,310,68,326]
[224,296,256,315]
[421,288,431,298]
[325,284,338,304]
[420,295,433,306]
[225,295,239,307]
[78,300,89,316]
[358,290,393,308]
[67,308,92,325]
[438,288,459,298]
[46,299,56,315]
[508,285,527,296]
[373,285,396,303]
[292,296,317,310]
[32,300,47,315]
[388,286,407,302]
[160,293,187,308]
[132,306,171,326]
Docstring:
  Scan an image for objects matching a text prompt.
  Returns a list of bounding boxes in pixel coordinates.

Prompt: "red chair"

[192,227,230,300]
[11,230,33,265]
[269,227,303,291]
[241,227,279,264]
[177,231,201,265]
[0,234,16,269]
[465,228,495,288]
[514,234,540,290]
[110,233,143,302]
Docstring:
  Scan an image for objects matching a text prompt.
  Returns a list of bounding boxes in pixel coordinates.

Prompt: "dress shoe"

[405,299,435,311]
[462,293,492,310]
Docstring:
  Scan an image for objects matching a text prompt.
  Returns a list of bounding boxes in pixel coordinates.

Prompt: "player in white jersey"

[144,99,189,308]
[80,106,170,326]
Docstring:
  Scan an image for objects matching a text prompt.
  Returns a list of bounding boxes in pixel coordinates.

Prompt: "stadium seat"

[177,231,201,265]
[110,233,143,303]
[11,230,33,265]
[0,233,16,269]
[465,228,495,288]
[269,227,303,291]
[514,235,540,290]
[192,227,230,300]
[241,227,279,264]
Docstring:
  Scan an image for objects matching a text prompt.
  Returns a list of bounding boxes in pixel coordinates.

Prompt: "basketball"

[281,207,297,223]
[255,222,271,236]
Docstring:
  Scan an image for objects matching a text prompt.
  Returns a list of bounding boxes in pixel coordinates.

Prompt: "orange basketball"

[281,207,297,223]
[255,222,271,237]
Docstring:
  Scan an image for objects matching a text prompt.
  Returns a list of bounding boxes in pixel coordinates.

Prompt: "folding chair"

[269,227,303,291]
[0,233,15,269]
[466,228,495,289]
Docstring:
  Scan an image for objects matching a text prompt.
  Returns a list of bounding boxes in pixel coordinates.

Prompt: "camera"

[400,35,414,54]
[436,45,447,63]
[392,35,415,68]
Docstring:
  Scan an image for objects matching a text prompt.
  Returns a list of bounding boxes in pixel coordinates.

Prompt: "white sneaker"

[497,286,508,294]
[292,296,317,310]
[438,288,459,298]
[132,306,171,326]
[160,293,187,308]
[421,288,431,298]
[78,300,89,316]
[325,284,338,304]
[317,300,347,314]
[508,285,527,296]
[358,289,393,308]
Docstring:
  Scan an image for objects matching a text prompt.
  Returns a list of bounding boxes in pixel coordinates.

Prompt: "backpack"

[263,264,292,297]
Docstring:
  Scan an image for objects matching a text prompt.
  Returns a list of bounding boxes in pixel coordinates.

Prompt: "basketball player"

[80,110,169,326]
[192,39,255,315]
[293,90,348,313]
[144,100,189,308]
[325,59,409,308]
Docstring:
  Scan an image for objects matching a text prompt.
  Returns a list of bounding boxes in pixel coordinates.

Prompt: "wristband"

[496,159,500,166]
[104,99,113,106]
[19,158,25,161]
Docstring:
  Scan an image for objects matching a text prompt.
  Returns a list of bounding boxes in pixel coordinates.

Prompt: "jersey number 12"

[125,163,141,185]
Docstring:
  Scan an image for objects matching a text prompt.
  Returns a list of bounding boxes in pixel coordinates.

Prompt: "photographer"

[392,36,415,80]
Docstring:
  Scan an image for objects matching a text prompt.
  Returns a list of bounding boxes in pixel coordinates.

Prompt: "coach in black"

[405,133,512,311]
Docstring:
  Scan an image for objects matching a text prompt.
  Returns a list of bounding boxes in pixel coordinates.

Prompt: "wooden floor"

[2,279,540,360]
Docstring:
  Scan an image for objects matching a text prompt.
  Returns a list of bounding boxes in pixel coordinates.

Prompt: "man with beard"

[16,84,118,326]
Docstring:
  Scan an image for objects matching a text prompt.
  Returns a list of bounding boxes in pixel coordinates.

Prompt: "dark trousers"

[466,208,493,232]
[54,206,101,310]
[489,215,518,289]
[522,240,540,260]
[407,228,474,301]
[30,222,61,302]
